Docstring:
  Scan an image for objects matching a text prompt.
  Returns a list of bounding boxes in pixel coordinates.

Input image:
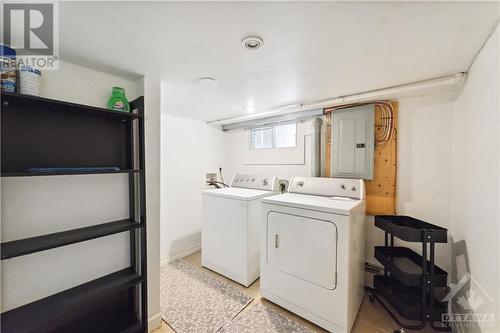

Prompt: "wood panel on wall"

[324,101,398,215]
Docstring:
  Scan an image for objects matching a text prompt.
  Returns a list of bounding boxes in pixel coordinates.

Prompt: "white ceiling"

[59,2,499,122]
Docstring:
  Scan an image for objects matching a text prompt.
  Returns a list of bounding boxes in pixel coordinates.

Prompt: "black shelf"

[0,267,143,333]
[1,219,143,260]
[374,275,447,321]
[1,92,142,120]
[375,215,448,243]
[1,94,135,174]
[375,246,448,287]
[1,169,141,177]
[1,93,148,332]
[120,320,143,333]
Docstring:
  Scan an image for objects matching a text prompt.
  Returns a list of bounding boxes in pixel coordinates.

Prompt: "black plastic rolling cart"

[0,92,147,333]
[369,215,451,333]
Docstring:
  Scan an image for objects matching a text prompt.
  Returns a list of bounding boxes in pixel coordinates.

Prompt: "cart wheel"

[368,293,375,303]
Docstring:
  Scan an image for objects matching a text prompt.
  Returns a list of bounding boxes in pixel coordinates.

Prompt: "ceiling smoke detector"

[198,77,219,87]
[242,36,264,50]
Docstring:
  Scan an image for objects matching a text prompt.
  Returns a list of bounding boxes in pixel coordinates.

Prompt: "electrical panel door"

[331,105,375,180]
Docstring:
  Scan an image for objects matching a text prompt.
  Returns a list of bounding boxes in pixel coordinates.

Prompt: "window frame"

[249,122,298,150]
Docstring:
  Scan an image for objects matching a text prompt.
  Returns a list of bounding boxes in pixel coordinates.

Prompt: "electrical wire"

[219,167,225,185]
[325,101,395,147]
[325,101,397,213]
[374,102,394,148]
[208,181,221,189]
[206,180,229,188]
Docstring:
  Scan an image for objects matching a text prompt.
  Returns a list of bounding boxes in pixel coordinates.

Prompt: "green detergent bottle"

[107,87,130,112]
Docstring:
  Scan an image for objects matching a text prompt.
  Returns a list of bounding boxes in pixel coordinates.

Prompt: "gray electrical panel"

[331,105,375,180]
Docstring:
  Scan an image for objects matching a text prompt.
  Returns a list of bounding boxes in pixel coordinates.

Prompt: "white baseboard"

[148,312,162,333]
[161,243,201,266]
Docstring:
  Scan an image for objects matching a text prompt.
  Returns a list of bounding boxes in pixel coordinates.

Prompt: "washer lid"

[262,193,363,215]
[203,187,275,200]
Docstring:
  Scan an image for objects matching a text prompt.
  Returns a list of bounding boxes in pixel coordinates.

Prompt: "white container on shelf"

[19,65,42,96]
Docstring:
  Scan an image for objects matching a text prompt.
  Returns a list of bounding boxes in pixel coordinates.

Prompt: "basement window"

[250,123,297,149]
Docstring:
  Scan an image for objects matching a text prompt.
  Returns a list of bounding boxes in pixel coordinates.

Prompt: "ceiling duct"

[220,108,323,131]
[209,73,466,129]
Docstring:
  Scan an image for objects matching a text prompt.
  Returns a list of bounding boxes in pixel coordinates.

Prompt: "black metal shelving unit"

[369,215,450,333]
[0,92,147,333]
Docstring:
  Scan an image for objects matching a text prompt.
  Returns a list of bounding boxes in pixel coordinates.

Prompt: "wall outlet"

[206,173,217,182]
[278,179,289,193]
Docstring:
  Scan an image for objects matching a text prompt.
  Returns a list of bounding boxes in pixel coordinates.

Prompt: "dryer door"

[266,211,337,290]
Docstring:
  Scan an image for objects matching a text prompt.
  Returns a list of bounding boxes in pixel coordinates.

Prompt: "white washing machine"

[261,176,366,333]
[202,174,278,287]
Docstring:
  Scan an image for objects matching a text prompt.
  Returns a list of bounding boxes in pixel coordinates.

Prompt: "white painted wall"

[143,77,162,332]
[160,114,225,263]
[377,97,453,272]
[42,60,141,107]
[451,24,500,332]
[223,120,313,181]
[158,117,310,274]
[1,61,143,312]
[397,97,454,273]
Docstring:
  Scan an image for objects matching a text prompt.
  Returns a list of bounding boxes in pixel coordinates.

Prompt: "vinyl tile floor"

[154,251,439,333]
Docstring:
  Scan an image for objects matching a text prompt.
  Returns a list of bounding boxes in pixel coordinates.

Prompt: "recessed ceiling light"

[198,77,219,87]
[245,106,257,113]
[242,36,264,50]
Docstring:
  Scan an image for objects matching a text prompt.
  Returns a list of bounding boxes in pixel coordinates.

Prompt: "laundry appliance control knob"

[262,178,269,186]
